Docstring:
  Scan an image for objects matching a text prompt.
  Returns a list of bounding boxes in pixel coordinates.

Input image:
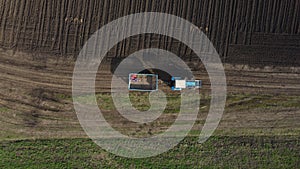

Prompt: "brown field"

[1,49,299,141]
[0,0,299,168]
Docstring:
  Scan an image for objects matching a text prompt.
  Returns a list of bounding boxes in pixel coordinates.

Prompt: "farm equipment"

[128,73,158,91]
[170,77,202,91]
[128,73,202,91]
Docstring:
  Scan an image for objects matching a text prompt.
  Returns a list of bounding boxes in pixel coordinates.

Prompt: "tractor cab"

[170,77,202,91]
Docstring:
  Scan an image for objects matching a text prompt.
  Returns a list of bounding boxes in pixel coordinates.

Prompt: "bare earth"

[0,49,299,140]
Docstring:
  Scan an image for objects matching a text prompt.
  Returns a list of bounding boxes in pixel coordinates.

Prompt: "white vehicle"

[171,77,202,91]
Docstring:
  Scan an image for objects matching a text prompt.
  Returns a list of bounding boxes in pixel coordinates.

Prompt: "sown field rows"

[0,0,299,65]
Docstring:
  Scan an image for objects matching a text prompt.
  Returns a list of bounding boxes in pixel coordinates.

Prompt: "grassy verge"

[96,93,300,111]
[1,93,300,168]
[1,136,299,168]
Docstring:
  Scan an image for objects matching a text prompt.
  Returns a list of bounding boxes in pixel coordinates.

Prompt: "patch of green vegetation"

[1,136,299,168]
[96,92,183,113]
[164,95,181,114]
[55,93,72,100]
[129,92,151,111]
[0,130,24,140]
[226,94,300,111]
[0,106,9,112]
[96,93,116,110]
[73,94,97,104]
[92,93,300,114]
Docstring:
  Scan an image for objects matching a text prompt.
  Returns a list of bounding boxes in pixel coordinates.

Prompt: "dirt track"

[0,49,299,140]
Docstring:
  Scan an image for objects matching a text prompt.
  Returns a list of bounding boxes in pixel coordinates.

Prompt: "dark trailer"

[128,74,158,91]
